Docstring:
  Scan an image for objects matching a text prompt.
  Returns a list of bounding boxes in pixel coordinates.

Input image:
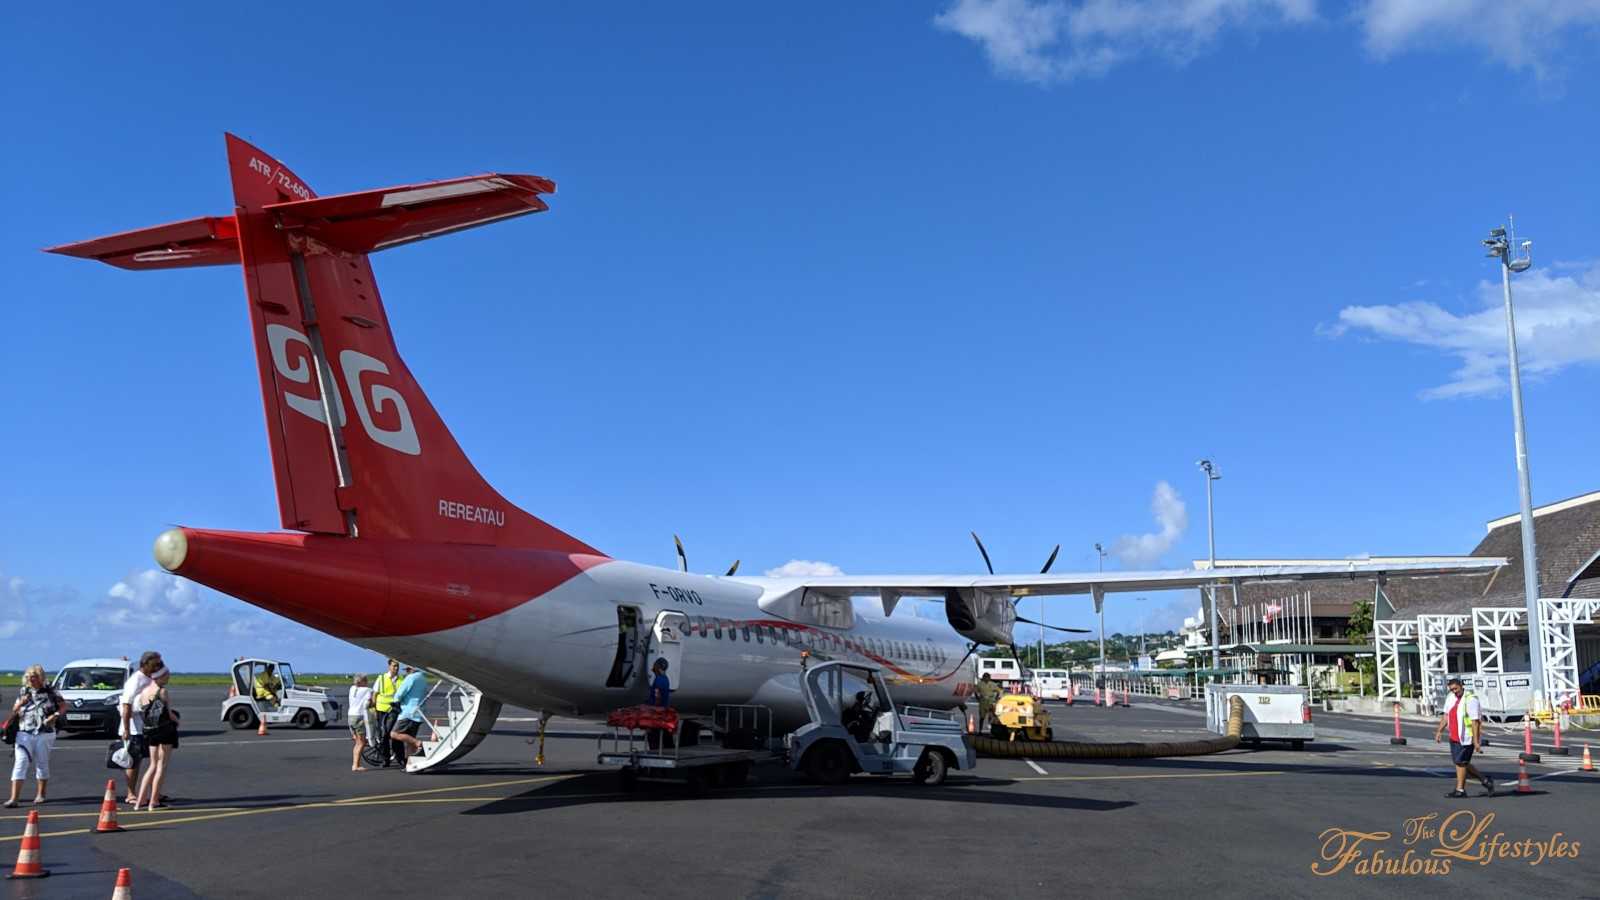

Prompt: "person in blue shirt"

[387,666,428,763]
[645,658,673,751]
[647,658,671,708]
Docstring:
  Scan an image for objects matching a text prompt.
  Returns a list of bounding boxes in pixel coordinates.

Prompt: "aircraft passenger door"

[649,611,689,696]
[606,606,642,689]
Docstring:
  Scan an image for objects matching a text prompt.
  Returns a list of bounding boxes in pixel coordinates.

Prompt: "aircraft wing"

[741,558,1505,645]
[769,558,1506,599]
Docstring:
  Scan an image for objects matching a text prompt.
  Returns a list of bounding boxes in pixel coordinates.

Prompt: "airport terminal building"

[1196,490,1600,709]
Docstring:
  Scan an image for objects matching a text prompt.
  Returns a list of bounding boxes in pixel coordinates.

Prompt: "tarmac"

[4,685,1598,898]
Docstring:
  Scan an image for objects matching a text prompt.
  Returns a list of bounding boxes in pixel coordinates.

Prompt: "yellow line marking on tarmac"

[0,777,580,842]
[0,807,248,822]
[334,775,575,804]
[1015,770,1286,783]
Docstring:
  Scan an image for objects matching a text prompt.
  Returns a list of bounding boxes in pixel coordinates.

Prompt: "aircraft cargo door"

[650,611,688,695]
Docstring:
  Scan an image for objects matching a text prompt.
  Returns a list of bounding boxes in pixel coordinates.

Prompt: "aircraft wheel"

[803,742,852,786]
[226,706,257,730]
[293,708,317,730]
[912,749,948,786]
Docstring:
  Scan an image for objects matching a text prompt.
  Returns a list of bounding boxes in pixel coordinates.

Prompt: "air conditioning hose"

[973,695,1245,760]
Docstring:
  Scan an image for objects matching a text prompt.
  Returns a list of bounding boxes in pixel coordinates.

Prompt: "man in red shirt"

[1433,677,1493,798]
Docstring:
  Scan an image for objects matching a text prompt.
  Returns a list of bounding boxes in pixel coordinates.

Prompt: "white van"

[974,657,1023,686]
[1032,669,1071,700]
[52,658,135,736]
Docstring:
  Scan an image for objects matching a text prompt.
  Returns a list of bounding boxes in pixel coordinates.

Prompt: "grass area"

[163,673,357,687]
[0,671,360,688]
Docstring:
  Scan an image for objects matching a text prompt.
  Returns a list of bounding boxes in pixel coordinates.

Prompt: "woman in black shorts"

[134,669,179,810]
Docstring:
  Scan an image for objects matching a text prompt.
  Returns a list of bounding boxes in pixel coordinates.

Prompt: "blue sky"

[4,2,1600,670]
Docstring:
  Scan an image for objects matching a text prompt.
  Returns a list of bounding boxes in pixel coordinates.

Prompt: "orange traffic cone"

[6,809,49,879]
[965,710,976,734]
[1515,758,1534,794]
[95,779,124,833]
[111,866,133,899]
[256,716,268,736]
[1582,744,1594,772]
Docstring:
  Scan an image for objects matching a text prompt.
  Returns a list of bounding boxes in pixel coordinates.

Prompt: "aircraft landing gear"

[533,710,551,767]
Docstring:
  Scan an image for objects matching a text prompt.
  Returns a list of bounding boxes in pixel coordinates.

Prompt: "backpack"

[140,692,167,729]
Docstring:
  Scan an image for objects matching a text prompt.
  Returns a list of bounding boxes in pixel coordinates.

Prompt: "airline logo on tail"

[267,325,420,455]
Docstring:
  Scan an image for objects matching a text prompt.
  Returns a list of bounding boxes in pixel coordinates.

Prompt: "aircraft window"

[754,626,764,644]
[742,625,751,642]
[713,620,724,639]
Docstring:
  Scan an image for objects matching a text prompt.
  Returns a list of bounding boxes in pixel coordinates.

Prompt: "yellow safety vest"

[374,672,400,712]
[1449,692,1478,741]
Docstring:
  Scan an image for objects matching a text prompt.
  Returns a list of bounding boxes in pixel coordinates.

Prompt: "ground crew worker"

[645,658,674,751]
[1434,676,1493,798]
[373,659,403,767]
[253,663,283,709]
[976,673,1001,732]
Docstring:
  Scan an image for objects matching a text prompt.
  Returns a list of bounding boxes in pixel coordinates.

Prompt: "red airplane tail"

[48,134,598,556]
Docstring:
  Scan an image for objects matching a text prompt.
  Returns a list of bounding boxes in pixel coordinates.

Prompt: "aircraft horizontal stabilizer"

[45,215,240,270]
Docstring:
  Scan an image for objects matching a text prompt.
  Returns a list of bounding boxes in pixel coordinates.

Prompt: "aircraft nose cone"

[153,528,188,572]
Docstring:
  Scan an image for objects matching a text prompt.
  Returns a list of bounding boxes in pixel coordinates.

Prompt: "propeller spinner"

[969,531,1089,634]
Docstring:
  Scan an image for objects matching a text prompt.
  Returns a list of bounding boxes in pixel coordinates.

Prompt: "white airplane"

[48,135,1504,768]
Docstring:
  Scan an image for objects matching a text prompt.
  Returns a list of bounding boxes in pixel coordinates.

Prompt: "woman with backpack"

[6,665,64,807]
[132,667,178,811]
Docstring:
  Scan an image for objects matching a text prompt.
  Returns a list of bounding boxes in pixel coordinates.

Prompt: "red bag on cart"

[607,705,679,732]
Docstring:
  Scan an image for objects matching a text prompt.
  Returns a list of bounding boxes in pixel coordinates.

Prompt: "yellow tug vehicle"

[991,690,1053,742]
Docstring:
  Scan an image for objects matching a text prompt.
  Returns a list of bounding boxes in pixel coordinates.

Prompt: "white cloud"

[1328,260,1600,399]
[764,559,845,577]
[1113,480,1189,567]
[101,570,202,629]
[935,0,1600,83]
[0,576,33,640]
[933,0,1317,83]
[1358,0,1600,75]
[1146,595,1202,631]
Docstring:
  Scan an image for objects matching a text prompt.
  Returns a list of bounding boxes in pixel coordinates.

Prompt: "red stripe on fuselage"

[169,527,610,638]
[690,616,968,686]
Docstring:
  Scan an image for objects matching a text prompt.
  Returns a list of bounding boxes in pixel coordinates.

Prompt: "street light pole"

[1095,543,1107,681]
[1198,460,1221,671]
[1483,221,1546,705]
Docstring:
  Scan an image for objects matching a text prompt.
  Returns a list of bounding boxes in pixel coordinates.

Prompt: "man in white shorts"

[119,650,162,804]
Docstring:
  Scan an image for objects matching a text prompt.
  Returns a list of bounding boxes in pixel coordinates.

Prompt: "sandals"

[1,800,16,809]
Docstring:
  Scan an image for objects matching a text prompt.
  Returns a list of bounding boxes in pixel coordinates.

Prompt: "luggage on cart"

[606,705,680,733]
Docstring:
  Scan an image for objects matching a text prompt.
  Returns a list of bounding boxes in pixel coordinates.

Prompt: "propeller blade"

[1040,544,1060,574]
[673,534,687,573]
[1015,615,1090,634]
[970,531,995,575]
[725,560,740,576]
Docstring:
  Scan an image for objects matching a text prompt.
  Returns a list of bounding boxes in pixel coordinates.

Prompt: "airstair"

[406,674,503,773]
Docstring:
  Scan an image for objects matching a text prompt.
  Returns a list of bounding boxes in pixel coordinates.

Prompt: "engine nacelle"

[944,588,1016,646]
